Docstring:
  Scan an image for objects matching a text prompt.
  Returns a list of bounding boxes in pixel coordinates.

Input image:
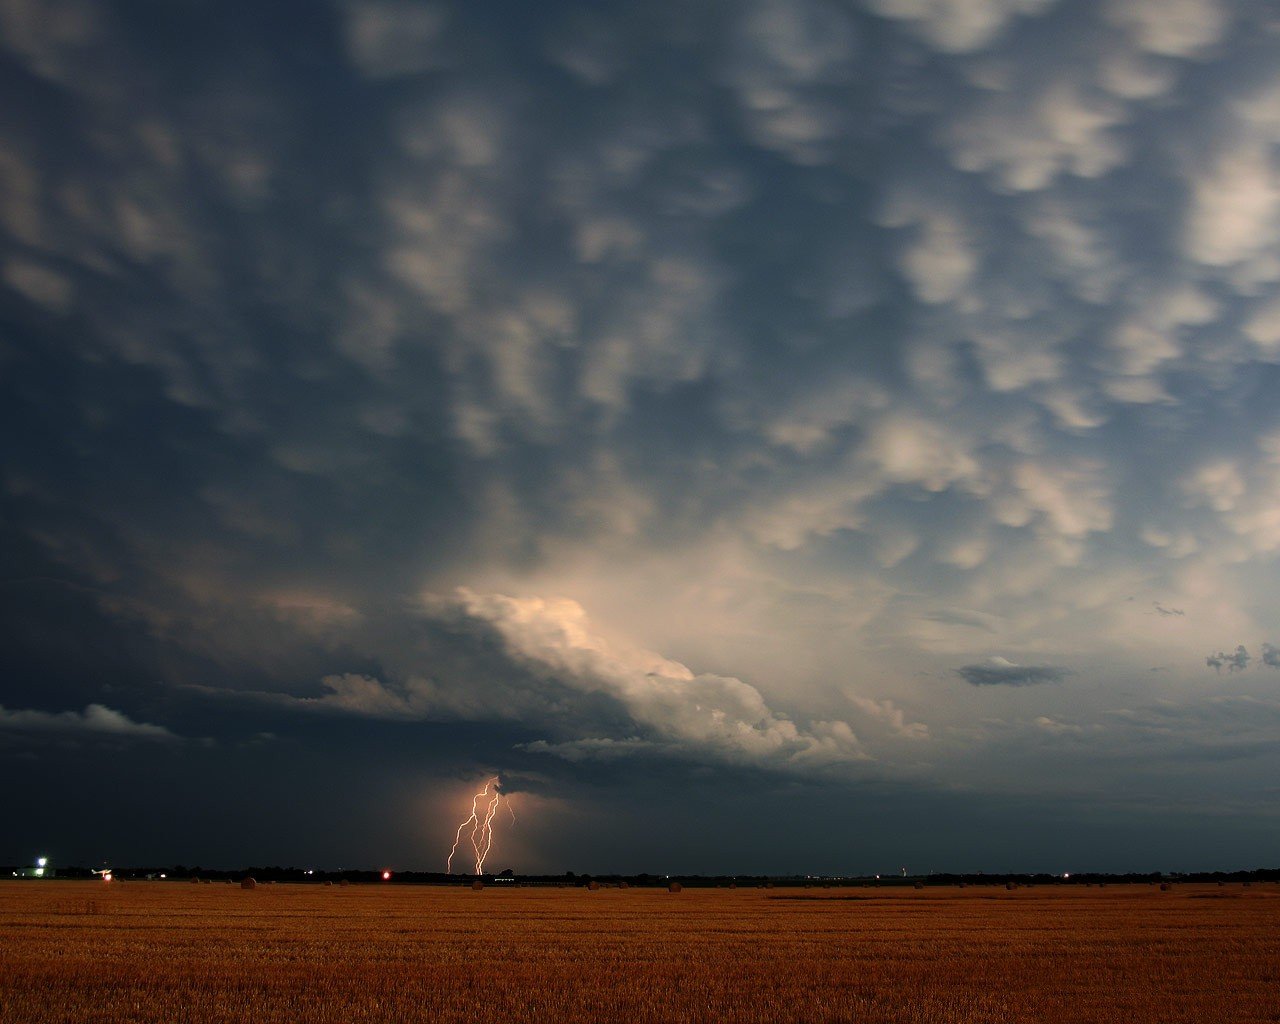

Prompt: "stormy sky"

[3,0,1280,875]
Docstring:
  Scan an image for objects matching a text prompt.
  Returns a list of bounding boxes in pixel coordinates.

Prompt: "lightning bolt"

[447,777,513,875]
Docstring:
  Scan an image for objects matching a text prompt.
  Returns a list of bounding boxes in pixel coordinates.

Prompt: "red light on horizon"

[382,870,391,881]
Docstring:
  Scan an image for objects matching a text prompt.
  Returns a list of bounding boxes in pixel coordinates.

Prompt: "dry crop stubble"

[1,881,1277,1023]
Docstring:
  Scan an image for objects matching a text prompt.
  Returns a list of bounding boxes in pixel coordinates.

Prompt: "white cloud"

[880,197,978,304]
[0,0,100,85]
[0,703,178,741]
[724,0,859,163]
[761,376,890,453]
[848,695,930,739]
[990,460,1112,563]
[456,588,867,767]
[1100,283,1217,401]
[1243,296,1280,358]
[1183,79,1280,274]
[1184,143,1280,269]
[945,82,1126,192]
[543,11,626,86]
[3,258,73,312]
[743,474,884,549]
[344,0,448,78]
[864,0,1055,53]
[1105,0,1228,58]
[864,415,981,492]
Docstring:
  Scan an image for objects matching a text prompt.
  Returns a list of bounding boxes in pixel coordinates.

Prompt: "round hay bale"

[587,881,600,891]
[618,881,629,889]
[324,880,333,886]
[1005,882,1017,891]
[958,882,967,889]
[729,883,737,889]
[241,877,257,890]
[190,877,200,884]
[668,881,682,893]
[339,879,350,887]
[913,882,924,890]
[1159,882,1170,891]
[765,882,774,889]
[471,880,484,891]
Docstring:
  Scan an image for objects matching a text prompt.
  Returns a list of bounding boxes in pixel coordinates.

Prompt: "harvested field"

[1,881,1277,1023]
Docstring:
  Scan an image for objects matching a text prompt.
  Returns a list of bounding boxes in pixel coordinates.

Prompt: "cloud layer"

[3,0,1280,867]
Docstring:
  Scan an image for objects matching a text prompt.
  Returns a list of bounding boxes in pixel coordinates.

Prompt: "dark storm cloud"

[956,660,1071,687]
[4,0,1280,869]
[1206,646,1251,672]
[1261,643,1280,668]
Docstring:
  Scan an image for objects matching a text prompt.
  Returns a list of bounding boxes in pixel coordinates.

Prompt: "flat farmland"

[2,881,1277,1024]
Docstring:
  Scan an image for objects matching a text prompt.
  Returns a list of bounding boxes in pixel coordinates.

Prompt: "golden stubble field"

[2,880,1277,1024]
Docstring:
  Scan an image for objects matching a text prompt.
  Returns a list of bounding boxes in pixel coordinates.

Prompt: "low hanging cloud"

[1206,645,1251,672]
[1204,643,1280,671]
[0,703,178,741]
[956,657,1072,687]
[189,588,870,772]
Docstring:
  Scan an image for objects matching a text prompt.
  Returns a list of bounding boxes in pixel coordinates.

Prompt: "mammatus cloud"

[0,703,178,741]
[956,658,1071,687]
[5,0,1280,864]
[1206,645,1251,672]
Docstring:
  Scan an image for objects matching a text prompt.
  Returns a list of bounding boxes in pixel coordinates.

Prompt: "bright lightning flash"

[447,777,515,875]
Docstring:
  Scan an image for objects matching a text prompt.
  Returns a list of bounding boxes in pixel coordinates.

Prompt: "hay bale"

[668,881,682,893]
[1159,882,1170,891]
[323,880,333,886]
[618,881,629,889]
[241,877,257,890]
[190,877,200,884]
[339,879,350,887]
[471,880,484,891]
[913,882,924,890]
[587,881,600,891]
[765,882,774,889]
[1005,882,1017,891]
